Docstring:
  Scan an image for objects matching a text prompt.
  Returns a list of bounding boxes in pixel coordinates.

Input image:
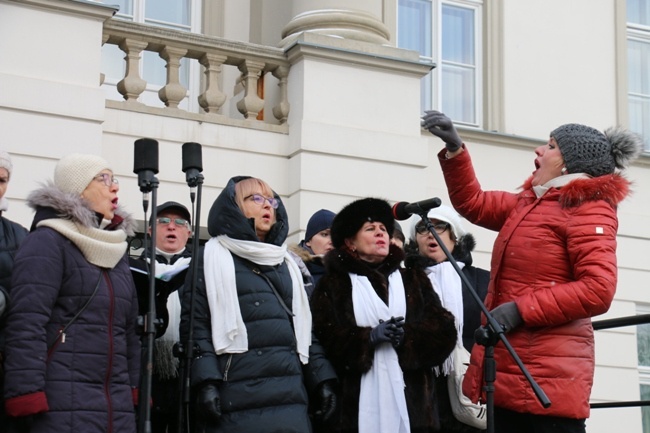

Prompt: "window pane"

[629,40,650,94]
[146,0,190,26]
[638,323,650,366]
[442,5,475,65]
[398,0,432,56]
[628,0,650,26]
[96,0,133,18]
[441,65,476,124]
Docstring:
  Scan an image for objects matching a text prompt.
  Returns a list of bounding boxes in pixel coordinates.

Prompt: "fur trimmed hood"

[27,181,135,235]
[522,172,632,209]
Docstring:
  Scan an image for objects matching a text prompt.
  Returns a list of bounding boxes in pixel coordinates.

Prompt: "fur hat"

[0,151,13,179]
[331,197,394,249]
[305,209,335,242]
[551,124,643,177]
[54,153,112,195]
[409,204,467,242]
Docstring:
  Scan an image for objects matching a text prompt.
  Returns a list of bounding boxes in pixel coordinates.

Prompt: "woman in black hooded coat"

[180,176,337,433]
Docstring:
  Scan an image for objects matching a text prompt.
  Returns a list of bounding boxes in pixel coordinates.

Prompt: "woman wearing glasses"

[180,175,337,433]
[3,153,140,433]
[404,204,489,432]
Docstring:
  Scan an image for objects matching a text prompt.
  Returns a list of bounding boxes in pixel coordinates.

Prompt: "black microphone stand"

[137,170,159,433]
[175,143,204,433]
[413,208,551,433]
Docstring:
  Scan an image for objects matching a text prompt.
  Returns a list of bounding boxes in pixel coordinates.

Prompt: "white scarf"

[352,271,410,433]
[532,172,590,198]
[425,261,465,375]
[204,235,311,364]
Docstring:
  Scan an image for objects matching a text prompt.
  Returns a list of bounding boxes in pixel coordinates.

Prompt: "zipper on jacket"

[223,354,233,382]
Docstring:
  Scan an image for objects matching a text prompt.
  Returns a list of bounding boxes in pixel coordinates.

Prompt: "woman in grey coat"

[180,175,337,433]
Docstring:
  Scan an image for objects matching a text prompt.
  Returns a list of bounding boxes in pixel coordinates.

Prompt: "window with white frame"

[637,306,650,432]
[397,0,482,126]
[627,0,650,152]
[99,0,200,109]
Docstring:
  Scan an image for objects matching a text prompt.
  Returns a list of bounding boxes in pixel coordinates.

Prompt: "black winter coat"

[3,185,140,433]
[180,176,336,433]
[311,244,458,433]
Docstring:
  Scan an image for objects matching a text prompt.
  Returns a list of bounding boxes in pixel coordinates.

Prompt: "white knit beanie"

[0,150,13,179]
[54,153,112,195]
[410,204,467,241]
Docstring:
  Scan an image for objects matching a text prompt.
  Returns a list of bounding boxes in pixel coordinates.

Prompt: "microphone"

[392,197,442,220]
[182,142,203,196]
[133,138,159,209]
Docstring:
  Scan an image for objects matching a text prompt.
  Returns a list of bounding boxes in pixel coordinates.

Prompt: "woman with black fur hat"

[404,204,489,433]
[422,111,644,433]
[310,197,458,433]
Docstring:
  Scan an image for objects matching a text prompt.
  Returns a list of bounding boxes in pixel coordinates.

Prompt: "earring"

[561,167,567,174]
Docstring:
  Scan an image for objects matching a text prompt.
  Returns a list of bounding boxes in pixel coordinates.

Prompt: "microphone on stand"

[134,138,160,212]
[391,197,442,220]
[182,142,203,202]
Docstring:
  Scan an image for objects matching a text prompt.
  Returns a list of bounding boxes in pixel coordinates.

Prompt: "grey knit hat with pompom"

[551,123,643,177]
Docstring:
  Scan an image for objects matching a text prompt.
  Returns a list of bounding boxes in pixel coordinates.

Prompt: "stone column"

[279,1,390,47]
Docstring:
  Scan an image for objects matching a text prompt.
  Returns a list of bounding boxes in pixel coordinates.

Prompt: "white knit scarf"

[38,218,127,268]
[425,261,465,375]
[204,235,311,364]
[352,271,410,433]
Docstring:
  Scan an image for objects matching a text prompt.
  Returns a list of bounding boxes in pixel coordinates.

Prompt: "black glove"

[197,382,221,423]
[389,316,405,348]
[489,302,523,333]
[370,317,405,347]
[421,110,462,152]
[0,289,6,318]
[314,380,337,422]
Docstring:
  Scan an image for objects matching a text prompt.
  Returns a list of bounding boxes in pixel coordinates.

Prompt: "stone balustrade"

[102,20,291,125]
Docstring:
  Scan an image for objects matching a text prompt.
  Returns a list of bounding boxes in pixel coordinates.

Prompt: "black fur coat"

[310,244,457,433]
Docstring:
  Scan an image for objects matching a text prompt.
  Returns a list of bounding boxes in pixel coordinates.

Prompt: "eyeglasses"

[94,173,119,187]
[245,193,279,209]
[156,217,190,228]
[415,222,449,235]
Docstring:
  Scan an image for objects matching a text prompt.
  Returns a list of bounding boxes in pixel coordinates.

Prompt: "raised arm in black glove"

[421,110,463,152]
[197,382,222,423]
[314,380,337,422]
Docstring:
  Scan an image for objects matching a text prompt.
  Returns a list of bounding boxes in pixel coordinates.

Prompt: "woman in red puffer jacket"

[422,110,643,433]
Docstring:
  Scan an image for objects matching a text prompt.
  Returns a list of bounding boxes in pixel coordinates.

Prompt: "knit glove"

[489,302,523,333]
[421,110,463,152]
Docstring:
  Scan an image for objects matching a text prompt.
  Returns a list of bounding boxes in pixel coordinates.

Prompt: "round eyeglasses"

[415,222,449,235]
[94,173,119,187]
[245,193,279,209]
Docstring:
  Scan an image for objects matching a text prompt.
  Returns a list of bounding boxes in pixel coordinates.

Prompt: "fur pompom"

[604,126,644,170]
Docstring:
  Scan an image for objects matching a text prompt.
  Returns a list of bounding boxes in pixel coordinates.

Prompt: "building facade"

[0,0,649,431]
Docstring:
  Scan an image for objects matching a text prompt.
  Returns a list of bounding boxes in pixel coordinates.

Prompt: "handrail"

[590,314,650,409]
